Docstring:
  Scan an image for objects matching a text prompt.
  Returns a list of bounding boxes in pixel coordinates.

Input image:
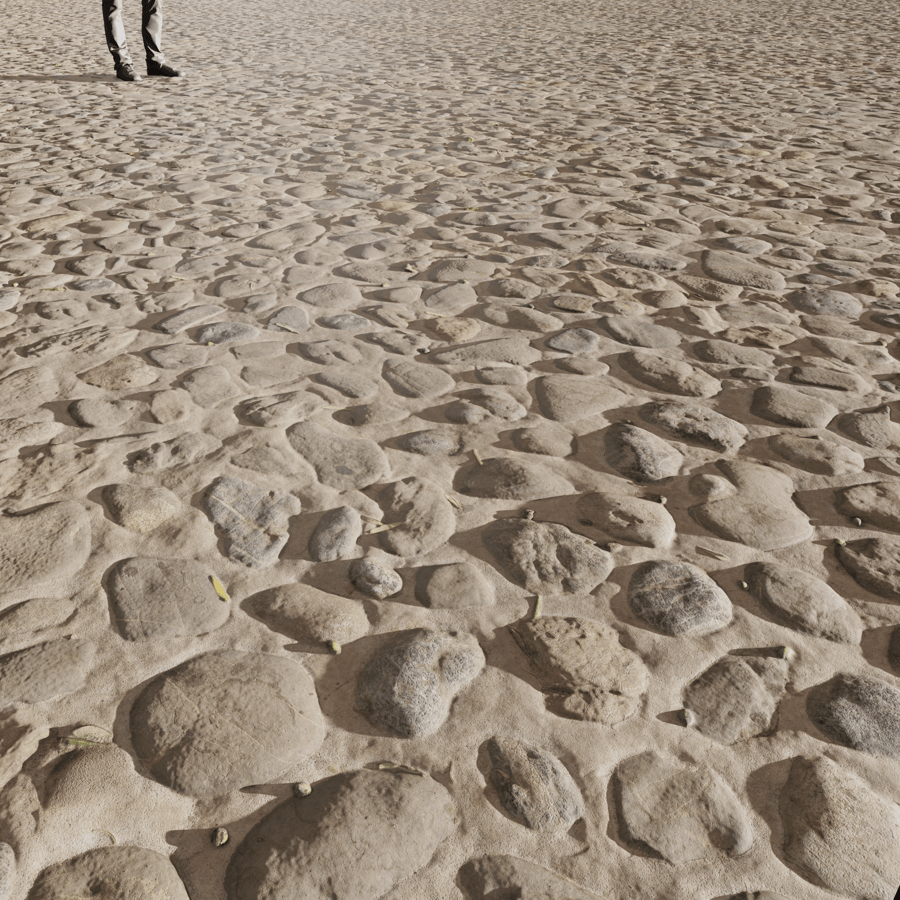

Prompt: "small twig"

[531,595,542,620]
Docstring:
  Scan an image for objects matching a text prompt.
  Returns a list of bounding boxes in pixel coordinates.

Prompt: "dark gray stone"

[308,506,362,562]
[484,735,584,832]
[349,558,402,599]
[130,650,324,797]
[484,519,613,594]
[603,423,683,483]
[614,751,753,864]
[779,755,900,900]
[683,654,788,743]
[640,401,748,452]
[203,476,302,568]
[510,616,648,724]
[286,422,390,490]
[808,673,900,758]
[0,638,95,705]
[627,560,732,636]
[416,562,494,609]
[745,561,863,643]
[26,846,190,900]
[225,769,456,900]
[355,629,485,736]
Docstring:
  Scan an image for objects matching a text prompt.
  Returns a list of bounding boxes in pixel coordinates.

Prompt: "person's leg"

[101,0,132,67]
[141,0,164,67]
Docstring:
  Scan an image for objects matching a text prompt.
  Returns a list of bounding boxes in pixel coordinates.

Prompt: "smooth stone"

[230,445,296,477]
[129,432,221,473]
[768,434,865,476]
[399,428,464,456]
[146,344,209,369]
[510,616,648,724]
[807,672,900,758]
[577,492,676,548]
[0,502,91,592]
[535,374,628,422]
[26,847,190,900]
[225,769,455,900]
[693,340,775,368]
[308,506,362,562]
[837,481,900,531]
[349,558,403,599]
[286,422,390,490]
[378,477,456,557]
[248,222,325,251]
[296,339,363,366]
[627,560,732,636]
[107,557,229,641]
[0,597,75,638]
[67,398,137,428]
[355,628,485,736]
[691,460,813,551]
[297,281,364,310]
[751,385,838,428]
[382,358,455,399]
[484,735,584,832]
[614,751,753,864]
[483,519,613,595]
[700,249,786,290]
[181,365,240,407]
[203,476,302,568]
[266,306,310,333]
[101,484,179,533]
[787,287,864,318]
[603,423,683,482]
[640,401,748,452]
[603,316,682,348]
[195,321,259,344]
[790,365,870,393]
[149,389,193,424]
[425,257,496,281]
[446,389,527,424]
[424,282,479,313]
[416,562,494,609]
[836,538,900,600]
[545,327,601,354]
[512,423,574,457]
[0,637,94,705]
[318,312,370,330]
[811,336,893,369]
[77,354,157,390]
[779,755,900,900]
[683,654,788,743]
[316,370,378,401]
[620,351,721,398]
[130,650,324,798]
[745,561,863,643]
[154,304,223,334]
[428,337,541,367]
[0,412,62,453]
[455,457,573,501]
[249,583,368,647]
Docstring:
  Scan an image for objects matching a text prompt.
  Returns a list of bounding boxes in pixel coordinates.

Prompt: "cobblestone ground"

[1,0,900,899]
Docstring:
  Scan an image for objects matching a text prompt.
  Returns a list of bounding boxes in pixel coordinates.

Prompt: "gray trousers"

[102,0,165,67]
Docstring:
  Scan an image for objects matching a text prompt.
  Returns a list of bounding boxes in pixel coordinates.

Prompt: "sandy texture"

[1,0,900,898]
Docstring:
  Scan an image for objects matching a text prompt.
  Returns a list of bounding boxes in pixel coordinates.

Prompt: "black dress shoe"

[146,61,185,77]
[115,62,142,82]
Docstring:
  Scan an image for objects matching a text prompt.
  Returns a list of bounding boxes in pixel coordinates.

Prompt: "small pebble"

[213,827,229,847]
[294,782,312,797]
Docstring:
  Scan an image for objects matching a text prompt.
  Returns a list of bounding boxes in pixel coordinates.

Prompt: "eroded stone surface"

[484,735,584,832]
[415,562,494,609]
[779,755,900,900]
[614,750,753,863]
[355,629,485,737]
[456,457,573,501]
[458,855,601,900]
[483,519,613,594]
[378,476,457,557]
[603,423,683,482]
[308,506,362,561]
[576,492,676,548]
[130,650,324,797]
[640,401,747,452]
[226,769,456,900]
[683,654,789,743]
[510,616,648,723]
[836,538,900,600]
[286,421,390,490]
[0,638,95,705]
